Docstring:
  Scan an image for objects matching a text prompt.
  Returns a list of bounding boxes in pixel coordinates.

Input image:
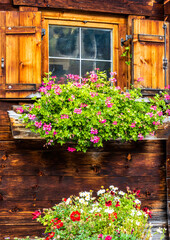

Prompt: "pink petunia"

[130,122,136,128]
[105,236,112,240]
[165,95,170,100]
[112,121,117,125]
[35,121,42,128]
[157,111,163,116]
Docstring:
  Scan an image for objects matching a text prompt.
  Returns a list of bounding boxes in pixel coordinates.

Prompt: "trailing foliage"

[20,70,170,152]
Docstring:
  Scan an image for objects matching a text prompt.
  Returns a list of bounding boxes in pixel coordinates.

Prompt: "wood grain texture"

[13,0,164,19]
[0,11,42,98]
[0,100,169,238]
[132,19,169,89]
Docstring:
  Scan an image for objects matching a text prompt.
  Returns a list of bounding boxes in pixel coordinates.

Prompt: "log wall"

[0,100,169,239]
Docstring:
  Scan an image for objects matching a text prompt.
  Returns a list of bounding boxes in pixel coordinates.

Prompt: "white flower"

[114,197,120,201]
[79,198,85,204]
[136,221,140,226]
[104,208,113,214]
[134,199,141,205]
[97,189,105,195]
[109,186,118,191]
[118,191,125,195]
[80,209,84,213]
[65,198,71,205]
[84,201,88,205]
[136,211,142,216]
[95,208,102,212]
[85,196,90,201]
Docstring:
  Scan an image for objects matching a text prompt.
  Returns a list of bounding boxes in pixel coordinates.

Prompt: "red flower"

[115,201,120,207]
[47,232,55,239]
[70,211,81,221]
[133,189,140,197]
[143,207,152,218]
[105,200,112,207]
[63,198,67,202]
[110,191,115,196]
[32,210,41,220]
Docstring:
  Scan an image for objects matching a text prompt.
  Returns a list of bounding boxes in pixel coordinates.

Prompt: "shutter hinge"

[121,35,132,46]
[163,58,168,70]
[1,58,4,69]
[41,28,46,39]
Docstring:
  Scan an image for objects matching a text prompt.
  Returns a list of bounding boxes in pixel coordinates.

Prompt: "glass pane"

[81,29,111,60]
[49,26,80,58]
[81,61,111,77]
[49,59,79,83]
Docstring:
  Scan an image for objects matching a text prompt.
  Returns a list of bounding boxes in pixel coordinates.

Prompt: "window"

[49,25,112,81]
[42,13,122,84]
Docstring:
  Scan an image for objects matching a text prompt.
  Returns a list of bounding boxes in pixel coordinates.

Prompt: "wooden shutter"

[0,11,42,98]
[132,19,169,89]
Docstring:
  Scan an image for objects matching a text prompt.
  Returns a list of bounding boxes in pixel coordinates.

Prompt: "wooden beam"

[13,0,162,17]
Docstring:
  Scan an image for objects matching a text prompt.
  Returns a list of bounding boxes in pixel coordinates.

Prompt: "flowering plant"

[32,186,166,240]
[20,70,170,152]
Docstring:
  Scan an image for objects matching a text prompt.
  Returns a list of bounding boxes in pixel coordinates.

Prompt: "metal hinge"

[41,29,46,39]
[1,58,4,69]
[121,35,132,46]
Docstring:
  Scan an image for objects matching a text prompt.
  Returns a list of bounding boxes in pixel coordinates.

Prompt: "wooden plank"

[13,0,163,18]
[5,11,20,99]
[5,84,36,91]
[164,0,170,15]
[138,34,164,43]
[0,152,166,177]
[6,26,36,34]
[133,19,169,89]
[0,175,166,201]
[0,12,6,98]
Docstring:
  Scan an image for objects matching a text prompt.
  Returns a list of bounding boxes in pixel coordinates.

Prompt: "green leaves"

[22,71,169,152]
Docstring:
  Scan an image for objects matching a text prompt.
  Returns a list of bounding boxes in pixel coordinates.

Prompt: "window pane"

[49,26,79,58]
[81,61,111,77]
[49,59,79,83]
[81,29,111,60]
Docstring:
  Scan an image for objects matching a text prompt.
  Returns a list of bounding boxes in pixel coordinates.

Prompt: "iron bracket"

[121,35,132,46]
[41,28,46,39]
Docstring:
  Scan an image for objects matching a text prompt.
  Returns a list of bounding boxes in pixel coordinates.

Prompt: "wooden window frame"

[41,11,126,81]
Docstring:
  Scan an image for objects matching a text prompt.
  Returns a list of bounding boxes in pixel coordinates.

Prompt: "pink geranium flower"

[130,122,136,128]
[105,236,112,240]
[90,136,100,143]
[99,119,106,123]
[138,133,144,140]
[68,147,76,152]
[112,121,117,125]
[150,105,157,110]
[74,108,82,114]
[90,128,98,134]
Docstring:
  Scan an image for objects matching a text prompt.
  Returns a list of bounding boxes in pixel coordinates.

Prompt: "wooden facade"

[0,0,170,239]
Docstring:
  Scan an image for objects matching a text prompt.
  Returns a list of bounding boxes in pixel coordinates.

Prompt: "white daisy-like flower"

[118,191,125,195]
[80,209,84,213]
[85,196,90,201]
[136,221,140,226]
[79,198,85,204]
[109,186,118,191]
[97,189,105,195]
[134,199,141,205]
[84,201,88,205]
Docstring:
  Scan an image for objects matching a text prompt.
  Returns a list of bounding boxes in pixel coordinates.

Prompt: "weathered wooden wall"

[0,0,166,20]
[12,0,164,19]
[0,100,169,239]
